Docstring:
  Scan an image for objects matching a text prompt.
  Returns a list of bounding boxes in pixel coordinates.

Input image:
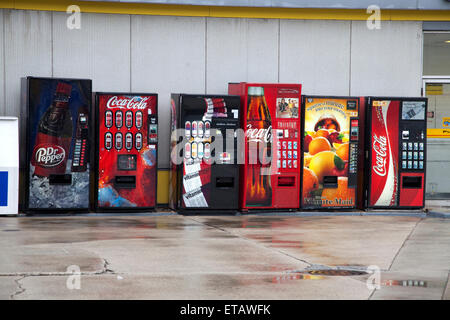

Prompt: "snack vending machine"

[301,96,361,209]
[22,77,92,212]
[169,94,240,212]
[95,93,158,210]
[365,97,427,209]
[228,83,302,211]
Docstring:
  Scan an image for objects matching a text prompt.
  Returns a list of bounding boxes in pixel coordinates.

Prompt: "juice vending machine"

[229,83,302,211]
[365,97,427,209]
[169,94,240,212]
[22,77,92,212]
[95,93,158,210]
[301,96,361,209]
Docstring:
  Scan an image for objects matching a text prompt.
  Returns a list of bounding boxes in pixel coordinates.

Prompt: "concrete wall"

[0,9,423,168]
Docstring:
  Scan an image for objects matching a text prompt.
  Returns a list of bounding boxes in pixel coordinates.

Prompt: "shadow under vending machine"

[228,83,302,211]
[169,94,240,212]
[22,77,92,212]
[95,93,158,211]
[365,97,427,209]
[301,96,361,209]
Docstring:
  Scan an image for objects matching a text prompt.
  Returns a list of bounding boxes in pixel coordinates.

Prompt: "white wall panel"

[350,21,422,97]
[0,10,4,116]
[131,15,206,167]
[4,10,52,118]
[279,20,351,95]
[52,12,131,92]
[206,18,279,94]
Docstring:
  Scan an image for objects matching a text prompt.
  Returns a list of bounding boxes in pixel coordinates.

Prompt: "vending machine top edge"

[365,96,427,209]
[300,95,361,210]
[95,92,158,211]
[228,82,302,211]
[22,76,92,213]
[169,93,240,212]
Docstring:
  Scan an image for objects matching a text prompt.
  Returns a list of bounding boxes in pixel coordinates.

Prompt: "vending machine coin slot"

[117,154,137,171]
[114,175,136,189]
[216,177,234,189]
[277,176,295,187]
[323,176,338,188]
[402,176,422,189]
[49,174,72,185]
[71,110,89,172]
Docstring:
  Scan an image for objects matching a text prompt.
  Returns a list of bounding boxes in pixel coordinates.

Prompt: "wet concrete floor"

[0,214,449,299]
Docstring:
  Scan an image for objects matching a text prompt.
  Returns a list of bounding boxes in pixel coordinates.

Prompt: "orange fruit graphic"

[308,137,331,155]
[321,176,355,207]
[302,167,319,199]
[315,129,329,139]
[309,151,342,183]
[336,143,349,161]
[303,153,313,167]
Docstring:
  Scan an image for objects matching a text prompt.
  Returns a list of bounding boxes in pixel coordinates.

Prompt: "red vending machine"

[365,97,427,209]
[95,93,158,210]
[229,83,302,211]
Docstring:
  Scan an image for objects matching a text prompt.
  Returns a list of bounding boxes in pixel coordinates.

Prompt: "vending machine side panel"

[169,94,181,210]
[357,97,366,210]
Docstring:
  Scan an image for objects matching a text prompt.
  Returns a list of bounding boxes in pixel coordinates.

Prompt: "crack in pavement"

[10,275,27,300]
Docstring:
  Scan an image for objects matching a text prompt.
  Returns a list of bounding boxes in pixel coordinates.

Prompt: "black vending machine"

[169,94,240,212]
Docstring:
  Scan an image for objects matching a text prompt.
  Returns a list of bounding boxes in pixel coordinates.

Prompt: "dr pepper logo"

[106,96,149,110]
[33,144,66,167]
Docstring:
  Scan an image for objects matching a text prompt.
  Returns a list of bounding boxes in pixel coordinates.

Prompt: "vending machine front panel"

[301,96,360,209]
[96,93,158,210]
[23,77,92,212]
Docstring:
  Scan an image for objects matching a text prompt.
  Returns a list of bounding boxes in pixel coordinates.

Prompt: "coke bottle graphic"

[246,86,272,206]
[32,82,73,177]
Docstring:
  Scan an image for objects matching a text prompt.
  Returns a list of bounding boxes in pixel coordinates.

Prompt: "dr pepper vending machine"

[228,83,302,211]
[301,96,361,209]
[365,97,427,209]
[169,94,240,212]
[22,77,92,212]
[95,93,158,210]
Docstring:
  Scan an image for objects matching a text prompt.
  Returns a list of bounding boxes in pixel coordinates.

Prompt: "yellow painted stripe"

[427,128,450,138]
[157,169,169,205]
[0,0,449,21]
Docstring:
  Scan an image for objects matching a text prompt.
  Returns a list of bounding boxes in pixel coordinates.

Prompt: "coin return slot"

[114,176,136,189]
[277,176,295,187]
[323,176,338,188]
[402,176,422,189]
[216,177,234,189]
[49,174,72,185]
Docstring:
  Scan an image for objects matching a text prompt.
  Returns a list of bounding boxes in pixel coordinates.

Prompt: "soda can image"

[105,132,113,150]
[205,121,211,137]
[293,160,297,168]
[192,121,198,137]
[115,110,123,128]
[288,160,292,168]
[185,121,191,138]
[115,132,123,150]
[135,111,143,129]
[125,111,133,128]
[105,110,113,128]
[185,142,191,158]
[191,142,198,159]
[198,121,204,138]
[135,133,142,150]
[125,132,133,150]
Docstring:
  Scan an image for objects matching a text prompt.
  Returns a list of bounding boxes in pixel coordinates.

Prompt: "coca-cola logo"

[373,134,387,177]
[106,96,149,110]
[246,124,272,143]
[33,145,66,167]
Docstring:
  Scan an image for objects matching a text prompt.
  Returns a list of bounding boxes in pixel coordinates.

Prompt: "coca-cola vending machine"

[228,83,302,211]
[22,77,92,212]
[169,94,240,212]
[95,93,158,210]
[365,97,427,209]
[301,96,361,209]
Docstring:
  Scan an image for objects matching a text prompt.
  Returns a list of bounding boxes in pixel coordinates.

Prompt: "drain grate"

[305,266,369,276]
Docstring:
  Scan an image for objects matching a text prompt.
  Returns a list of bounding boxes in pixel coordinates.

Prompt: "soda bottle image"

[32,82,73,177]
[245,86,272,206]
